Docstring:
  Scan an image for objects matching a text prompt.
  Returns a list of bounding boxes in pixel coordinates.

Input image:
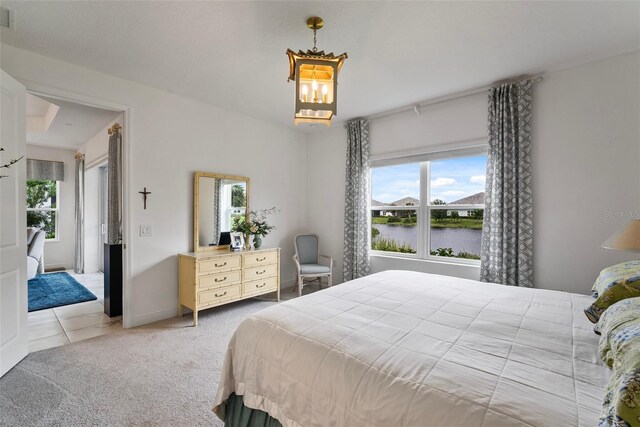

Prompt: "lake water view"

[374,224,482,255]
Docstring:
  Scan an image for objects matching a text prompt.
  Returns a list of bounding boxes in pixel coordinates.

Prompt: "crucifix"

[138,187,151,209]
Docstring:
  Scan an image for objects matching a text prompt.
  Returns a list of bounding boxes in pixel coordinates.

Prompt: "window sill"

[370,252,480,268]
[44,238,60,243]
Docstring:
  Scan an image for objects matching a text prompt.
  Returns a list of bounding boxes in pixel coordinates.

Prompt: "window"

[370,153,487,262]
[26,179,59,240]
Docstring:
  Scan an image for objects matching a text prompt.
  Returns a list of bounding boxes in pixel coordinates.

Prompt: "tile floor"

[28,270,122,353]
[27,275,323,353]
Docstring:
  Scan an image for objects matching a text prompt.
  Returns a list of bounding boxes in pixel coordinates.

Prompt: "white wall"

[2,45,308,327]
[81,114,123,168]
[532,52,640,294]
[307,51,640,294]
[25,145,76,270]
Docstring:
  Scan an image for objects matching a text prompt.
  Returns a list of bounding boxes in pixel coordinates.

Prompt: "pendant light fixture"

[287,17,347,126]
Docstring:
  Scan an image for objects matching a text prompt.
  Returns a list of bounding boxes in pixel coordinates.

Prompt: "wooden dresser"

[178,248,280,326]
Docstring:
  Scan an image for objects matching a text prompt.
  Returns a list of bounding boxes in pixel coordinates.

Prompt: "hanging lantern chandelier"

[287,17,347,127]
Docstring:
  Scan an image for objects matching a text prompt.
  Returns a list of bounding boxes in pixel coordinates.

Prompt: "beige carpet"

[0,297,277,426]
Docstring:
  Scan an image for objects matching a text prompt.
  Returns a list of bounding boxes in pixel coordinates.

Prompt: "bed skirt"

[223,393,283,427]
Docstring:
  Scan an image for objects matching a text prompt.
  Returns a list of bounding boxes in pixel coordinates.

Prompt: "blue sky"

[371,155,487,204]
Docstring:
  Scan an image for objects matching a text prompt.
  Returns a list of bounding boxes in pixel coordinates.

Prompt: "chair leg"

[298,275,303,297]
[328,273,332,287]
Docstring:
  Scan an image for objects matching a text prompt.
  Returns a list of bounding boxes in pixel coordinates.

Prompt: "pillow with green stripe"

[584,261,640,324]
[596,298,640,426]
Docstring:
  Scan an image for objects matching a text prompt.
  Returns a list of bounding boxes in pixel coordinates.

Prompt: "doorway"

[24,89,128,352]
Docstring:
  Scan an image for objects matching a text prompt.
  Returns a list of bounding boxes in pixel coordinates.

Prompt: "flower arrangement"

[232,207,279,249]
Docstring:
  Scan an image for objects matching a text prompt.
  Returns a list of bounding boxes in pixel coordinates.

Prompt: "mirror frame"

[193,171,250,252]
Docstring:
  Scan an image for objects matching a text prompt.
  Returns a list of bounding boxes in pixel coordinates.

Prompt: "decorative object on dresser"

[230,232,244,251]
[231,207,279,250]
[178,248,280,326]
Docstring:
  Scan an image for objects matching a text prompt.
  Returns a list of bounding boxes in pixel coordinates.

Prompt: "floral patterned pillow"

[596,298,640,427]
[585,261,640,324]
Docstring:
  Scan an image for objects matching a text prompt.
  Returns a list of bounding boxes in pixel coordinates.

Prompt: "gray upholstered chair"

[293,234,333,297]
[27,227,45,279]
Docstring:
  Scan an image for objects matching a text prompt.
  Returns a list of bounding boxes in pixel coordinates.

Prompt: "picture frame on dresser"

[230,232,244,251]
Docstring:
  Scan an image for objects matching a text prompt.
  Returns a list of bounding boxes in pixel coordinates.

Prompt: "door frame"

[22,79,134,328]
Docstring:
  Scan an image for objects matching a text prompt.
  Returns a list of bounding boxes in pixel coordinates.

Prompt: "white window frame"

[369,141,487,265]
[26,180,60,242]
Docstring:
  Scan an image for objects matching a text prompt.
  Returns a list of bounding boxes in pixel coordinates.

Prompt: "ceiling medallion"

[286,16,348,127]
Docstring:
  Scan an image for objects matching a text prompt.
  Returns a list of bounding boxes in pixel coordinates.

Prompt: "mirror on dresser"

[193,171,250,251]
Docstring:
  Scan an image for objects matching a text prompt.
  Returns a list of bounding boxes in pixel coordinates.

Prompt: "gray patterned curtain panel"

[480,79,535,287]
[26,159,64,181]
[74,154,85,274]
[343,119,371,282]
[107,129,123,244]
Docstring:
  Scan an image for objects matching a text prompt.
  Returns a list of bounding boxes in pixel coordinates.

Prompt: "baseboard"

[130,307,177,328]
[45,262,73,271]
[130,278,298,328]
[280,278,296,290]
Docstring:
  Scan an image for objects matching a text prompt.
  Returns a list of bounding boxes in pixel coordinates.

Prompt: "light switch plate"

[139,225,153,237]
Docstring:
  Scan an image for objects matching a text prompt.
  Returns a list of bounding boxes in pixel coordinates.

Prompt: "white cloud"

[431,177,456,188]
[470,175,486,184]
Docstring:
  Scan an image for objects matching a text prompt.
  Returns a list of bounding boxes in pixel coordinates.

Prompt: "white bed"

[213,270,609,426]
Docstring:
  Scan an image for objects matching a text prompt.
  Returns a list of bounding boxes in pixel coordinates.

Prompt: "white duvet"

[213,270,609,427]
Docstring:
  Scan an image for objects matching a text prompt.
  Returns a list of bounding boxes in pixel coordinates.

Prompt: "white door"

[0,69,27,377]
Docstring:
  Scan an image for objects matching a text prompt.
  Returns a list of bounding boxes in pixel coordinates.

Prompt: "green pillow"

[596,298,640,426]
[584,261,640,324]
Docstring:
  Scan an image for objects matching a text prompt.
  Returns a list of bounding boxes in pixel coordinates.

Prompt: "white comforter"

[213,270,609,427]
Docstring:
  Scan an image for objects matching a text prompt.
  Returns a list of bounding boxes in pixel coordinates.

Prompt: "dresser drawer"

[198,256,241,275]
[198,284,241,307]
[243,263,277,281]
[243,251,278,268]
[198,269,241,290]
[242,276,278,296]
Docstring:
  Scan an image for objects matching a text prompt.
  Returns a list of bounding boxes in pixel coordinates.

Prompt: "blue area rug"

[28,272,97,312]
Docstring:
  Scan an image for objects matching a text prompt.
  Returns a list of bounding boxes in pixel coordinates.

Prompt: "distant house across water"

[371,197,419,217]
[371,194,484,218]
[447,192,485,217]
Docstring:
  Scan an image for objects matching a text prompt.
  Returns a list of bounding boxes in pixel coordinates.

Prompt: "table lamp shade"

[601,219,640,253]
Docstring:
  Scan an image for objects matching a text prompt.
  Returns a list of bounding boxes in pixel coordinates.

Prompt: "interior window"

[26,179,59,240]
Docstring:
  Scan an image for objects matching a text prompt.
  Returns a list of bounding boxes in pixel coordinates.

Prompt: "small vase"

[243,234,252,251]
[253,235,262,249]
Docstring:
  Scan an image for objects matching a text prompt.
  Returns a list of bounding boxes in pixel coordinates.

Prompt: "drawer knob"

[256,283,266,288]
[215,276,227,283]
[256,257,266,262]
[256,269,266,275]
[214,291,227,298]
[215,262,227,267]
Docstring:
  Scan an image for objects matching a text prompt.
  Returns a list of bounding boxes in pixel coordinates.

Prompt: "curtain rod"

[364,74,544,122]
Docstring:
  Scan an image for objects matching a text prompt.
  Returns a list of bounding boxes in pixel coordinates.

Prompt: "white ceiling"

[26,94,120,149]
[2,1,639,131]
[26,93,53,117]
